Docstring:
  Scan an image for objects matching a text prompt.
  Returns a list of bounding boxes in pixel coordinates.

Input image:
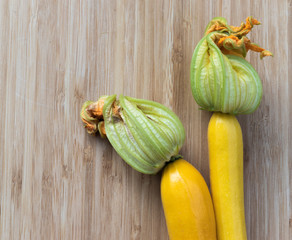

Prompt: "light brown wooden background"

[0,0,291,239]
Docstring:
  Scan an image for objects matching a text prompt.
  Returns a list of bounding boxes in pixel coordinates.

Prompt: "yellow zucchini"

[161,159,217,240]
[208,113,247,240]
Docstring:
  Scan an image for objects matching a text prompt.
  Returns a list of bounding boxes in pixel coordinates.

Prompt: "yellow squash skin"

[161,159,217,240]
[208,113,247,240]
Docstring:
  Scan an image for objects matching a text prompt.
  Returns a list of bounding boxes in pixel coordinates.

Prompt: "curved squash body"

[161,159,217,240]
[208,113,247,240]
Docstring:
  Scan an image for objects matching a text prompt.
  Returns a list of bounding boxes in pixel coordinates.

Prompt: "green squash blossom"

[81,95,185,174]
[190,17,272,114]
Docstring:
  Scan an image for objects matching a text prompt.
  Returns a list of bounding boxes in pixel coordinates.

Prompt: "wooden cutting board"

[0,0,291,239]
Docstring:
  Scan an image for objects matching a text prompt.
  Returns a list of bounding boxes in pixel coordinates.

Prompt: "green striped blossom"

[190,17,272,114]
[81,95,185,174]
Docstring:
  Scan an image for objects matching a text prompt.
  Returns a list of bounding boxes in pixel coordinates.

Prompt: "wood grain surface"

[0,0,291,239]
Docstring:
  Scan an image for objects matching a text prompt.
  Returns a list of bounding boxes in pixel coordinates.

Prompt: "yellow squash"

[161,159,217,240]
[208,113,247,240]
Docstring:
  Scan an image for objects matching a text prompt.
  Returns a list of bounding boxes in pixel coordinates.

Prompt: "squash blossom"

[190,17,273,114]
[81,95,185,174]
